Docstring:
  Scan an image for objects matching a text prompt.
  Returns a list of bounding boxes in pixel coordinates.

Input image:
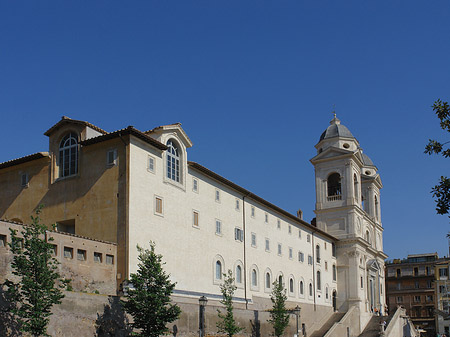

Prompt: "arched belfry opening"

[327,173,342,201]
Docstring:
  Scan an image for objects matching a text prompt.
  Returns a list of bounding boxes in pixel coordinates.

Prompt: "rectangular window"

[94,252,102,263]
[148,156,155,173]
[64,247,73,259]
[77,249,86,261]
[288,225,291,234]
[277,243,282,256]
[21,173,29,187]
[234,228,243,242]
[308,255,313,265]
[251,206,255,218]
[325,261,328,271]
[415,281,419,289]
[215,189,220,202]
[49,244,57,256]
[235,199,240,211]
[106,254,114,265]
[414,295,420,302]
[155,197,163,215]
[265,213,268,223]
[277,219,280,229]
[251,233,256,247]
[307,234,311,243]
[193,211,199,227]
[440,268,449,277]
[427,280,432,288]
[215,220,222,235]
[299,230,302,238]
[426,295,433,302]
[397,296,403,303]
[265,238,270,252]
[289,247,293,259]
[106,149,117,166]
[298,252,304,262]
[0,234,6,247]
[193,178,198,192]
[361,277,364,288]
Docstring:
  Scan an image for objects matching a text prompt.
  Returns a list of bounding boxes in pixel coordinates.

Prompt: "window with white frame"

[107,149,117,166]
[215,261,222,280]
[309,283,313,296]
[235,199,240,211]
[307,234,311,242]
[59,132,78,177]
[298,251,304,262]
[289,247,293,259]
[252,269,258,287]
[192,178,198,192]
[215,189,220,202]
[251,206,255,217]
[308,255,313,265]
[288,225,292,234]
[166,139,180,183]
[215,220,222,235]
[234,228,243,242]
[265,238,270,252]
[251,233,257,247]
[299,281,304,295]
[193,211,199,227]
[155,196,163,215]
[277,243,282,256]
[289,278,294,294]
[265,272,271,289]
[317,271,321,290]
[316,245,321,263]
[332,264,336,280]
[147,155,155,173]
[236,265,242,284]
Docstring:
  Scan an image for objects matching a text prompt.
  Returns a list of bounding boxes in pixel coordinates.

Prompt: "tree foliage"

[121,242,181,337]
[268,280,290,337]
[425,99,450,219]
[216,269,244,337]
[4,206,65,337]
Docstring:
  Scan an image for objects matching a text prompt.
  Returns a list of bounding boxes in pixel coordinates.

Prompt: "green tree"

[121,242,181,337]
[4,207,65,337]
[216,269,244,337]
[268,280,290,337]
[425,99,450,220]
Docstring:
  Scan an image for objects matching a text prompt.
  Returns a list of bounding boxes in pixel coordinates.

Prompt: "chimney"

[297,209,303,220]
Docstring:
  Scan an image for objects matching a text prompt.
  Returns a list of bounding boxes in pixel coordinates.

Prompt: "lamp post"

[199,296,208,337]
[294,305,301,337]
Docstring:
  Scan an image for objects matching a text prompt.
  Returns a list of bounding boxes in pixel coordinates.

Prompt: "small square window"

[64,247,73,259]
[193,178,198,192]
[277,243,282,256]
[148,156,155,173]
[251,206,255,218]
[265,213,268,223]
[215,190,220,202]
[289,247,293,259]
[215,220,222,235]
[0,234,6,247]
[235,199,240,211]
[94,252,102,263]
[288,225,292,234]
[155,197,163,215]
[49,244,57,256]
[265,238,270,252]
[251,233,257,247]
[193,211,199,227]
[234,228,243,242]
[106,254,114,265]
[77,249,86,261]
[21,173,29,187]
[107,149,118,166]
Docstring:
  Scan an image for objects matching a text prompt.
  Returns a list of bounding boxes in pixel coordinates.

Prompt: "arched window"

[332,264,337,281]
[299,281,304,295]
[327,173,341,200]
[236,265,242,284]
[375,196,379,220]
[166,140,180,183]
[289,278,294,293]
[309,283,313,296]
[326,287,329,300]
[332,243,336,257]
[215,261,222,280]
[252,269,258,287]
[317,271,321,290]
[353,174,358,200]
[59,132,78,177]
[266,273,271,289]
[278,275,283,286]
[316,244,321,263]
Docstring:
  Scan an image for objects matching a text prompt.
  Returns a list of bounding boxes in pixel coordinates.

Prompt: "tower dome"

[319,114,354,142]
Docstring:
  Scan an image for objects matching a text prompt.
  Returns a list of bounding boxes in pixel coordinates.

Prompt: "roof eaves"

[44,116,108,136]
[0,152,50,170]
[188,161,337,241]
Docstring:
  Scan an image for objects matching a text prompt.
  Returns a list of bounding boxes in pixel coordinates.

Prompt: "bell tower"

[310,114,387,331]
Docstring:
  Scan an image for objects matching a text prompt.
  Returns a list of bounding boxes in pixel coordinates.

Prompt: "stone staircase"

[358,313,393,337]
[310,312,346,337]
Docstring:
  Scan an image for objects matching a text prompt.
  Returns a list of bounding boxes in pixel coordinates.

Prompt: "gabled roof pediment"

[145,123,193,148]
[310,146,354,163]
[367,259,381,271]
[44,116,107,137]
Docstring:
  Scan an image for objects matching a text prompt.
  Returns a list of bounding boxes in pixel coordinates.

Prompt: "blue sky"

[1,1,449,259]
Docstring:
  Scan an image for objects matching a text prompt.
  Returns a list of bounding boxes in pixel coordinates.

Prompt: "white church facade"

[0,115,387,335]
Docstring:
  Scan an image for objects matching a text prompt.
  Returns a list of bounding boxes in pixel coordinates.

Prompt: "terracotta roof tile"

[44,116,108,136]
[0,152,49,170]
